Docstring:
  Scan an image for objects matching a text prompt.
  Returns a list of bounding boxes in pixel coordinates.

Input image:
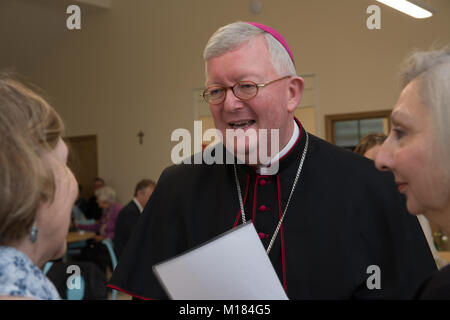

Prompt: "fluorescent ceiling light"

[376,0,435,19]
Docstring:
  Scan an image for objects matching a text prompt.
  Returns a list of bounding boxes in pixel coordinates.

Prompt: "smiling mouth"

[228,120,256,129]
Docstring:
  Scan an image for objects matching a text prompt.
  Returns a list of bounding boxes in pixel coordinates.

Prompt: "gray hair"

[95,186,116,204]
[203,21,297,77]
[400,47,450,178]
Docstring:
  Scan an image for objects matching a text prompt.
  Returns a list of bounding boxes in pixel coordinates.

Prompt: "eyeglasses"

[202,75,291,104]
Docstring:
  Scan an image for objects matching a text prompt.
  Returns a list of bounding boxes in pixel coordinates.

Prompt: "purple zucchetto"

[247,22,295,65]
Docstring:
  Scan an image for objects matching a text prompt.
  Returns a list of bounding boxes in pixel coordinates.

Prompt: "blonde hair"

[0,73,64,244]
[354,133,387,157]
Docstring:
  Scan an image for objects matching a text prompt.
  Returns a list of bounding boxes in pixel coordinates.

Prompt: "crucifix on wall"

[137,130,144,145]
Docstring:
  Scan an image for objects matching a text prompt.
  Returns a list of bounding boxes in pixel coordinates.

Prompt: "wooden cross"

[137,131,144,145]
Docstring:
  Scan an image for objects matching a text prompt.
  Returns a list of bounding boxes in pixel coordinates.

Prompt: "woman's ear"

[286,76,304,113]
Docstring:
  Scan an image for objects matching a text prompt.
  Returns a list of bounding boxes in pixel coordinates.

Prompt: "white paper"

[152,223,288,300]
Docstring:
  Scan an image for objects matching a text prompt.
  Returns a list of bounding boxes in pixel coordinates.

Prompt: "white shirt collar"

[133,197,144,213]
[258,119,299,175]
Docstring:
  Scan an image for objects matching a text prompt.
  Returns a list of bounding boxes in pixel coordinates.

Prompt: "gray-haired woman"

[76,186,122,273]
[376,48,450,299]
[77,186,122,241]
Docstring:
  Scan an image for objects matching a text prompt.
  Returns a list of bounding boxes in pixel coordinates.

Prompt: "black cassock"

[109,121,436,299]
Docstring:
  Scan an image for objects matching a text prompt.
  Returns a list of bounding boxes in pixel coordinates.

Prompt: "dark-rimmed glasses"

[202,75,291,104]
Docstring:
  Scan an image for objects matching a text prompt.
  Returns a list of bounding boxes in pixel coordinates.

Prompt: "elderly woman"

[77,186,121,241]
[76,186,121,273]
[375,48,450,299]
[356,133,446,269]
[0,75,78,299]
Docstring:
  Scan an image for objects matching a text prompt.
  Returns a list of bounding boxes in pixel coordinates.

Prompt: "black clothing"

[75,197,88,216]
[75,239,112,275]
[114,200,141,259]
[110,122,436,300]
[416,264,450,299]
[46,258,107,300]
[84,196,102,220]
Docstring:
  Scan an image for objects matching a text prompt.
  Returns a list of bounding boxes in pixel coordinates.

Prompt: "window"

[325,110,391,151]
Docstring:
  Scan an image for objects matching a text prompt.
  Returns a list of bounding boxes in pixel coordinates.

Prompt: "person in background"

[354,133,387,160]
[356,133,447,269]
[76,185,121,274]
[71,185,87,224]
[77,186,121,241]
[375,48,450,298]
[74,185,88,215]
[84,177,105,220]
[114,179,155,259]
[0,74,78,299]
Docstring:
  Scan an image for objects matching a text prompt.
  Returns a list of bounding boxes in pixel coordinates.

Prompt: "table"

[438,251,450,263]
[67,230,96,243]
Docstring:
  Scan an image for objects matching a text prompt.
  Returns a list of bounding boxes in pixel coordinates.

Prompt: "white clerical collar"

[133,198,144,213]
[258,119,299,175]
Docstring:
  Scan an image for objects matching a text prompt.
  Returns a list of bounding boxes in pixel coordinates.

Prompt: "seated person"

[84,177,105,220]
[77,186,122,241]
[73,184,88,219]
[76,186,122,273]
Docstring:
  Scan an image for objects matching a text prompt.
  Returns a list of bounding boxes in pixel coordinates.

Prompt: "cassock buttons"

[258,205,269,212]
[258,232,269,239]
[258,178,267,186]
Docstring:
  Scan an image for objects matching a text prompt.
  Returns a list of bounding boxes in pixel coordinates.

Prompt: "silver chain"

[233,131,309,255]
